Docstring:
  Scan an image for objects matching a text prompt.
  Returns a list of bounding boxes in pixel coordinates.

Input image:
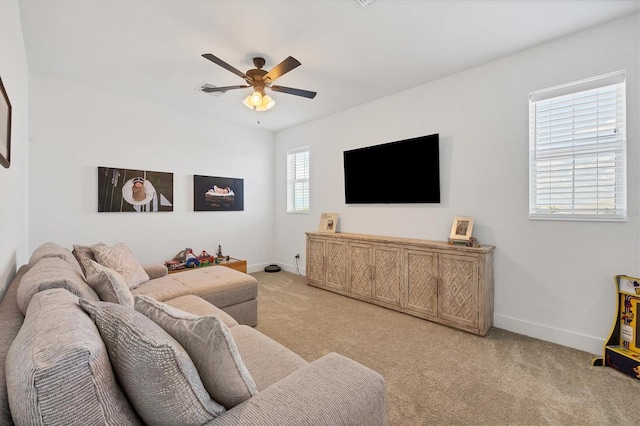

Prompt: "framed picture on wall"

[450,216,474,241]
[194,175,244,211]
[0,77,12,169]
[98,167,174,212]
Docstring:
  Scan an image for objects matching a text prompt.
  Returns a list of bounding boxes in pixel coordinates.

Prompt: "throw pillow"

[92,242,149,289]
[17,257,100,315]
[6,289,139,425]
[84,260,134,307]
[72,242,106,276]
[28,242,84,275]
[78,299,225,424]
[134,295,257,409]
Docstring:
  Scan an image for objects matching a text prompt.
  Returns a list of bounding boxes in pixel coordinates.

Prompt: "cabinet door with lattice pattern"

[306,238,327,285]
[438,253,478,329]
[325,240,347,290]
[372,245,402,307]
[348,243,372,298]
[404,249,438,317]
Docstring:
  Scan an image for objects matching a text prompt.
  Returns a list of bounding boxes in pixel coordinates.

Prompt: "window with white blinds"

[529,70,626,221]
[287,147,309,213]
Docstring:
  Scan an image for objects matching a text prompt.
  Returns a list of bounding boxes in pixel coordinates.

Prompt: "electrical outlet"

[295,254,300,259]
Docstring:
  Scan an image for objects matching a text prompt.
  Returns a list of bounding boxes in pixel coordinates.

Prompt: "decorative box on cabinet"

[306,232,495,336]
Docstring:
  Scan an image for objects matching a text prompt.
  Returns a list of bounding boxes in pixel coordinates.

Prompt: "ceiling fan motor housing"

[246,68,268,93]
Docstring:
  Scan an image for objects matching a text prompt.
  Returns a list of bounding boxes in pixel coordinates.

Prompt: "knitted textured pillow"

[92,243,149,289]
[72,242,106,276]
[135,295,257,409]
[84,260,134,307]
[79,299,225,424]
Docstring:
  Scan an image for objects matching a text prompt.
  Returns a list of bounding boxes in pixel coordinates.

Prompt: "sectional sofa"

[0,242,386,425]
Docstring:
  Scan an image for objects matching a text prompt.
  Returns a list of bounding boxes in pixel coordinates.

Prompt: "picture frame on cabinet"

[318,213,338,233]
[0,77,11,169]
[450,216,474,241]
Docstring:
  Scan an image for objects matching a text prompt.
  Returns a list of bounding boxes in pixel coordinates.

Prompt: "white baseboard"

[494,313,605,356]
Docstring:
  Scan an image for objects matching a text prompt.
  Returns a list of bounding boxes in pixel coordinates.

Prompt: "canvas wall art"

[194,175,244,211]
[0,77,11,169]
[98,167,173,212]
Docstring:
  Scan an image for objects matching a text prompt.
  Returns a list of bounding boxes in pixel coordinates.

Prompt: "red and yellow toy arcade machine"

[593,275,640,380]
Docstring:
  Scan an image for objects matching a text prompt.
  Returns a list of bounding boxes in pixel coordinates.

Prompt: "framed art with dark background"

[194,175,244,211]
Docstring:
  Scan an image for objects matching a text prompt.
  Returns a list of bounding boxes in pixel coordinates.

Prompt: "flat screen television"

[343,133,440,204]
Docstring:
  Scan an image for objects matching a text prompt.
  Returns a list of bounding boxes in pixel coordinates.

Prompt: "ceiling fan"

[201,54,317,111]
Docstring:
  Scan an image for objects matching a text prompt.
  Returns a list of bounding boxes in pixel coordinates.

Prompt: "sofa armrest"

[142,263,168,279]
[209,352,386,426]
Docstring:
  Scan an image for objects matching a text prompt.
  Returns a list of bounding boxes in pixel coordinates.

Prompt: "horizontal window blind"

[287,147,309,213]
[529,71,626,221]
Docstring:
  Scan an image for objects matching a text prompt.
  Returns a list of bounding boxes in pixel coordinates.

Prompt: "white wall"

[0,0,30,301]
[28,74,275,271]
[273,14,640,355]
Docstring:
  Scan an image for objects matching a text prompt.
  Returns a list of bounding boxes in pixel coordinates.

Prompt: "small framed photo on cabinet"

[450,216,474,241]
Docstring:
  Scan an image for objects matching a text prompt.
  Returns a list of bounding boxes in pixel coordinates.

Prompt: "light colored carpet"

[252,270,640,425]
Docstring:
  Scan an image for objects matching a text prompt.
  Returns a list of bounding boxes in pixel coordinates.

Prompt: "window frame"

[528,70,627,222]
[286,146,310,214]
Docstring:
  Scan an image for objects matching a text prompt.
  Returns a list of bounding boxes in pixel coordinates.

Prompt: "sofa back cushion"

[92,243,150,289]
[84,260,134,307]
[28,242,83,275]
[79,299,225,424]
[135,295,257,409]
[16,257,100,315]
[5,289,140,425]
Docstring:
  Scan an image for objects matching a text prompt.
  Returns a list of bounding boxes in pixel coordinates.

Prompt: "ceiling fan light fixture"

[242,95,255,110]
[250,91,263,106]
[256,95,275,111]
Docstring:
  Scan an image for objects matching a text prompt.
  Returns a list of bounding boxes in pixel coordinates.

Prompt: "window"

[529,71,626,221]
[287,147,309,213]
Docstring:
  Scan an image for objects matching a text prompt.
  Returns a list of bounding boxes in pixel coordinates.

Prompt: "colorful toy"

[593,275,640,381]
[184,248,200,268]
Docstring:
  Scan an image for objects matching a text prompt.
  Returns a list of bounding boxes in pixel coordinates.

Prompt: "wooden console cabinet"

[306,232,494,336]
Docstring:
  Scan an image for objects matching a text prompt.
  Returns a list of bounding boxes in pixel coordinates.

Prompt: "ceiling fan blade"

[263,56,301,82]
[201,85,250,93]
[271,85,317,99]
[202,54,248,80]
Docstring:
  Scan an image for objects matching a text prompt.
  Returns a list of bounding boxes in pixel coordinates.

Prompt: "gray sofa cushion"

[132,266,257,308]
[28,242,83,275]
[230,325,308,391]
[92,242,150,289]
[79,298,225,425]
[16,257,100,315]
[164,294,239,328]
[0,266,29,426]
[85,260,134,307]
[5,289,140,425]
[134,295,257,409]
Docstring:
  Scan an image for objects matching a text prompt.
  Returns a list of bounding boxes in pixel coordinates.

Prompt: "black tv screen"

[343,133,440,204]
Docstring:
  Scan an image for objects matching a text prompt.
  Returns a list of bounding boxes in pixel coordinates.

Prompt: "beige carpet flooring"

[251,270,640,426]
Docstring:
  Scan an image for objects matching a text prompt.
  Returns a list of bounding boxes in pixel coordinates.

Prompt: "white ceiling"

[18,0,640,132]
